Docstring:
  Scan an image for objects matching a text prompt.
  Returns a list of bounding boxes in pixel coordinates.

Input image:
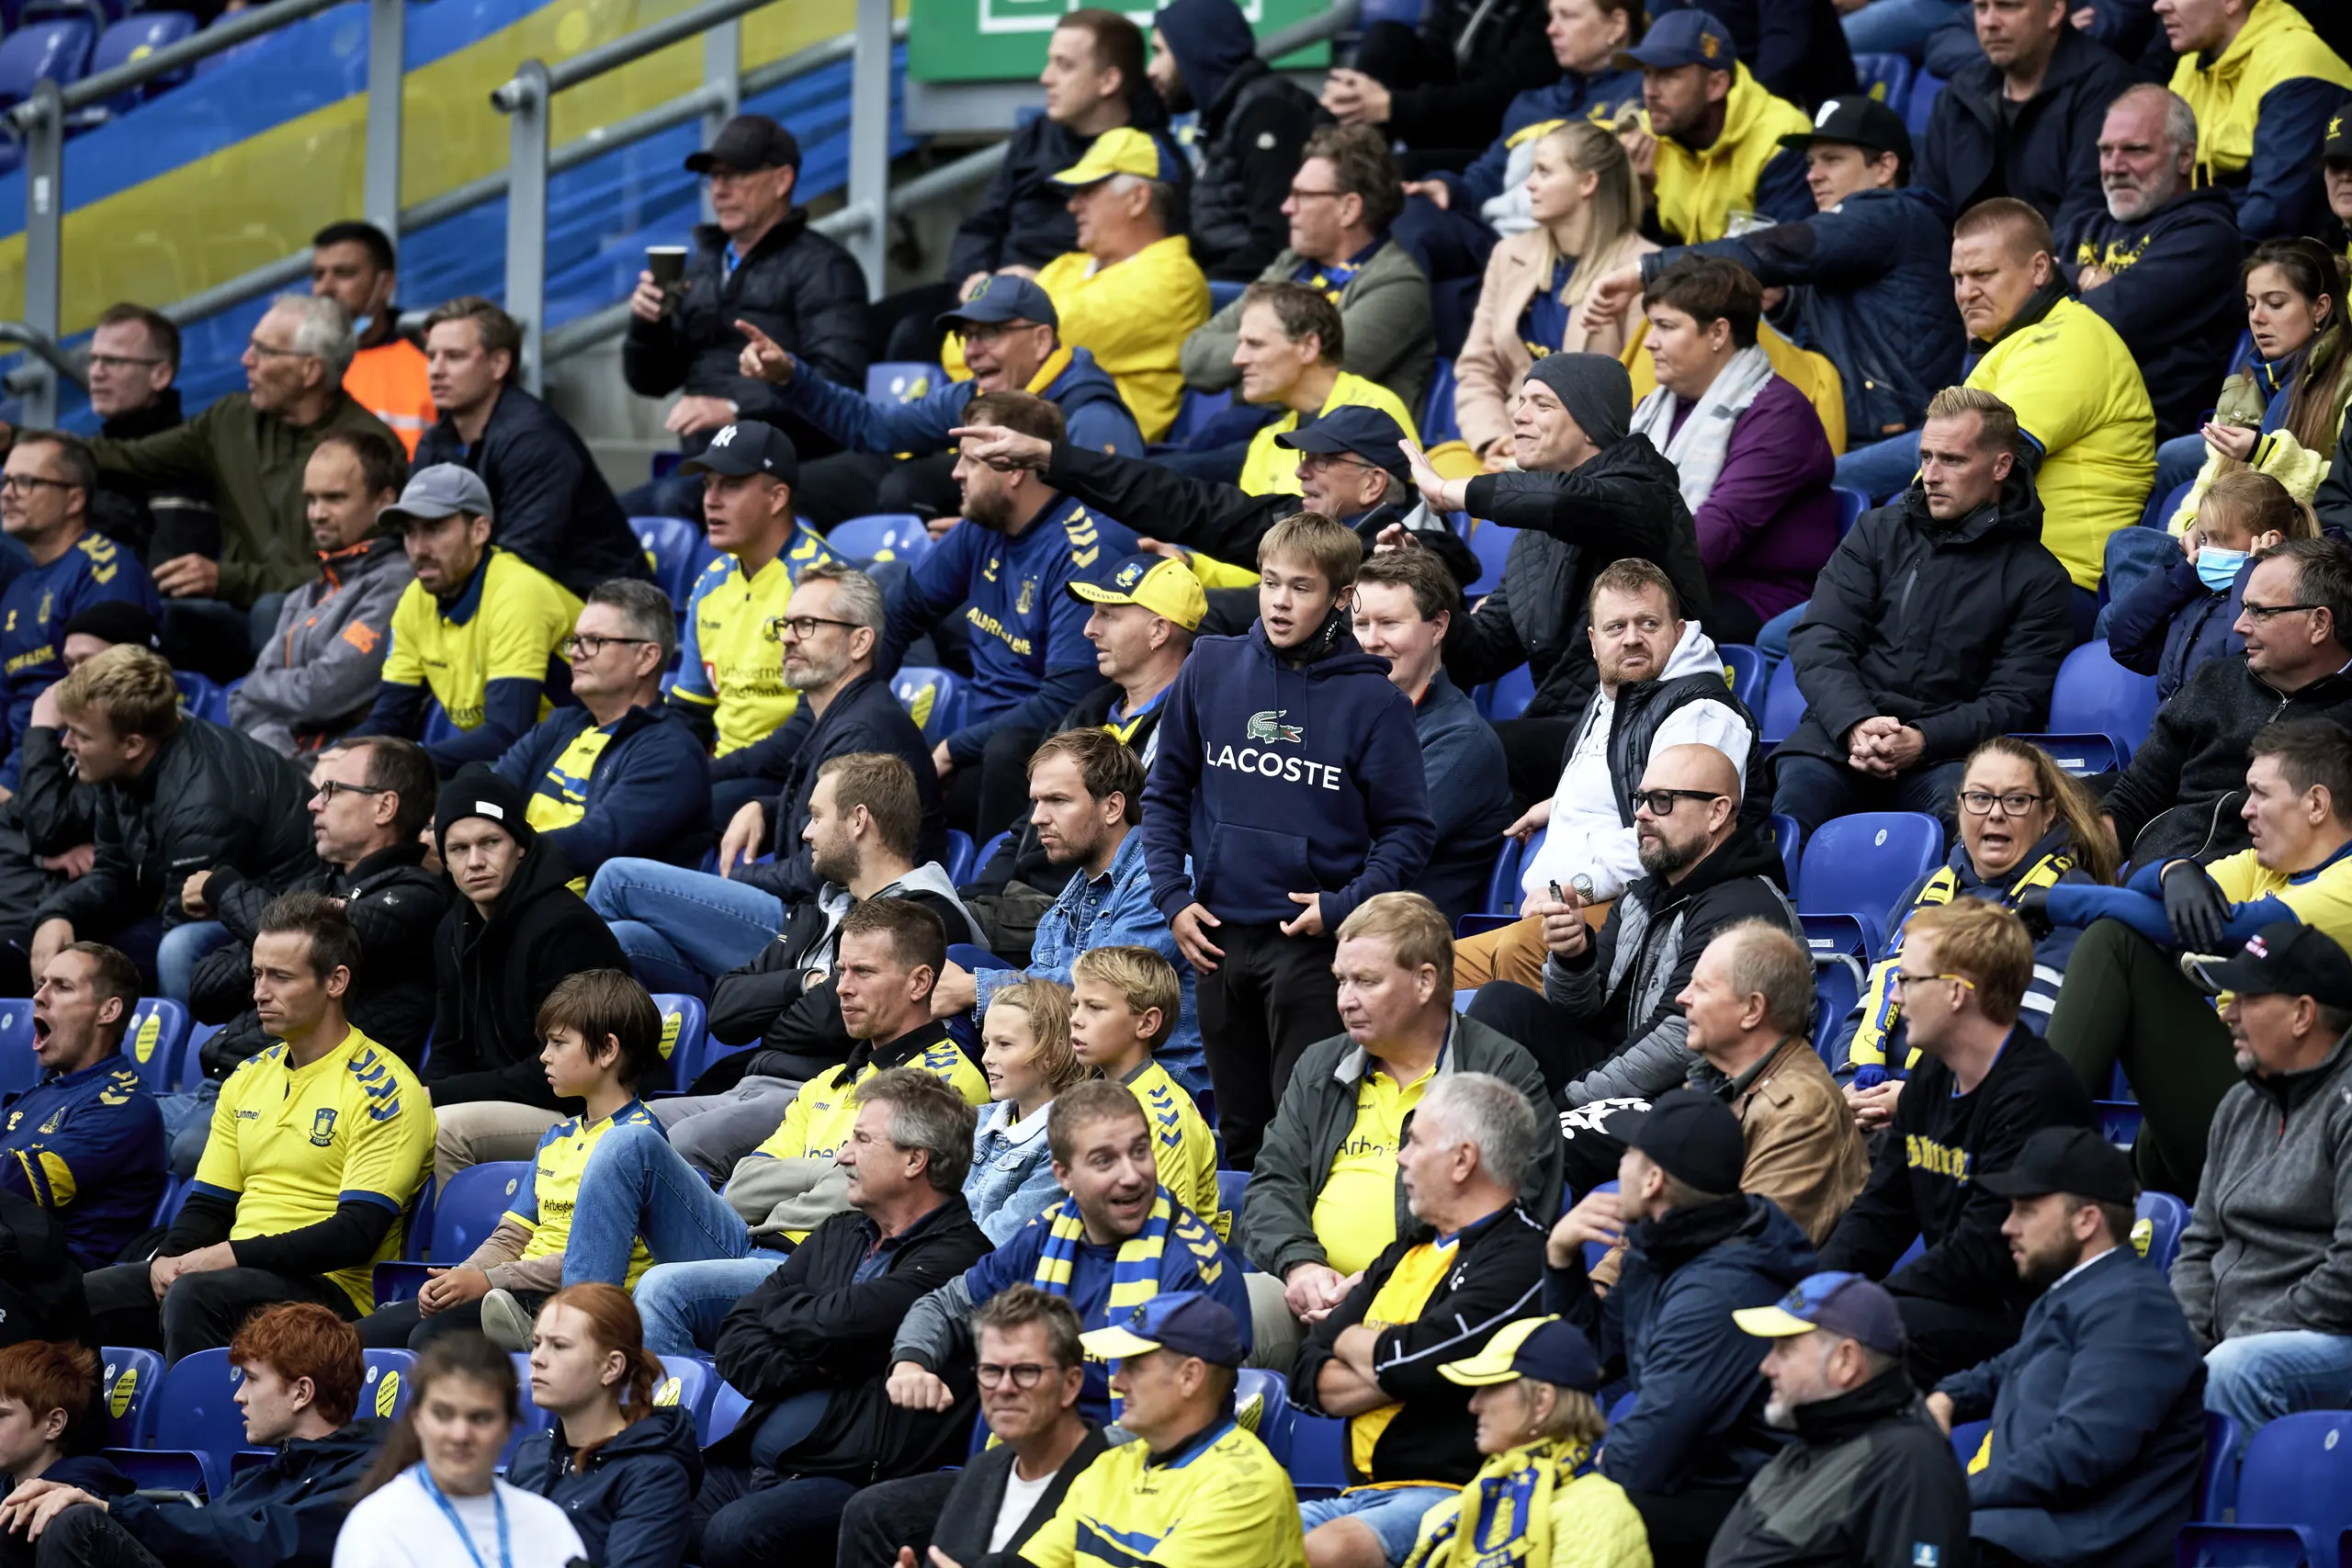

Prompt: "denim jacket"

[972,827,1205,1097]
[964,1099,1063,1246]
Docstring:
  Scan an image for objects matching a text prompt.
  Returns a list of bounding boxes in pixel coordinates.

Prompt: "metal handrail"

[0,323,88,389]
[4,0,352,130]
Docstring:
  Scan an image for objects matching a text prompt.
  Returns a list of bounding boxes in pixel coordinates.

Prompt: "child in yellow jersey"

[354,971,668,1350]
[1069,946,1227,1238]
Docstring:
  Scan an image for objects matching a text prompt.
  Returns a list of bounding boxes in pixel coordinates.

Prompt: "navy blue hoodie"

[1141,616,1435,931]
[508,1405,704,1568]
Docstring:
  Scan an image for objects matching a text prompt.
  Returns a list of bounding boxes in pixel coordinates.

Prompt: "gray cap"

[382,464,494,528]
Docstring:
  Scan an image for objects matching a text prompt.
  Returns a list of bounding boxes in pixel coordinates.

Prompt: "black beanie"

[1629,1088,1747,1195]
[1524,352,1633,450]
[434,769,536,853]
[58,600,162,651]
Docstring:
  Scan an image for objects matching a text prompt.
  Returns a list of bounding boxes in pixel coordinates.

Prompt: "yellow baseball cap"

[1067,552,1207,631]
[1048,126,1179,189]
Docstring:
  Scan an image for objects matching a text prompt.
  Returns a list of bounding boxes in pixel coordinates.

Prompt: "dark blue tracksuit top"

[1140,618,1436,931]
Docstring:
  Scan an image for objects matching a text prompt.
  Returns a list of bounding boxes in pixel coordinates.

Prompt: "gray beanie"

[1524,353,1633,450]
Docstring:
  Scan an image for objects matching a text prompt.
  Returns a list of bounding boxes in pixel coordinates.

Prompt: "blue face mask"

[2197,547,2249,592]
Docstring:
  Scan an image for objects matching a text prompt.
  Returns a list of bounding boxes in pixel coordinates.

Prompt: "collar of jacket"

[858,1190,978,1254]
[342,840,430,887]
[845,1016,957,1077]
[1641,819,1789,911]
[1332,1013,1461,1087]
[1144,1412,1238,1470]
[695,208,812,267]
[1692,1032,1804,1101]
[1392,1199,1530,1257]
[1973,275,2071,355]
[2245,1022,2352,1115]
[1627,1190,1758,1272]
[1786,1364,1924,1445]
[119,722,184,803]
[316,534,404,587]
[1953,22,2109,109]
[1900,463,2047,548]
[100,389,184,442]
[2253,659,2352,706]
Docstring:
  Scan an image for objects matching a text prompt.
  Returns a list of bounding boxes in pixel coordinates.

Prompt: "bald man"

[1468,744,1804,1110]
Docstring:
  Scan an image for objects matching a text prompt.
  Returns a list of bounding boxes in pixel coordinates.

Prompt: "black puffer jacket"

[188,842,450,1074]
[1912,24,2136,238]
[1443,436,1712,719]
[1380,0,1561,154]
[32,716,314,937]
[2104,656,2352,866]
[622,211,870,460]
[1159,0,1317,281]
[424,838,627,1109]
[413,384,649,597]
[945,106,1189,282]
[1776,472,2073,772]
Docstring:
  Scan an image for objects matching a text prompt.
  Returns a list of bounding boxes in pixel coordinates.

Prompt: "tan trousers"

[1451,906,1611,989]
[434,1101,565,1187]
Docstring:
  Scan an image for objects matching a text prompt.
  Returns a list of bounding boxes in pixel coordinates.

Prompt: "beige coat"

[1454,226,1657,456]
[1733,1035,1871,1246]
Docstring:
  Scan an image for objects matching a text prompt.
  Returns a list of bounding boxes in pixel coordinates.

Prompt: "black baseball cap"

[936,274,1059,333]
[2326,107,2351,164]
[685,115,802,175]
[1979,1126,2138,1206]
[2187,920,2352,1008]
[58,601,161,651]
[1628,1088,1747,1195]
[679,421,800,486]
[1779,96,1913,166]
[1275,404,1413,486]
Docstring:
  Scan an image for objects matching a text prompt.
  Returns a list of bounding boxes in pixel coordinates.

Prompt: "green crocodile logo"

[1247,709,1304,745]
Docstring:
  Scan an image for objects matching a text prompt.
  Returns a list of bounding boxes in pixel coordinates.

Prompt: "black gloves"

[2013,884,2053,939]
[2161,860,2233,953]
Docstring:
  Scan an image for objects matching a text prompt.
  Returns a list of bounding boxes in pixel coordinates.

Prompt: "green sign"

[908,0,1329,83]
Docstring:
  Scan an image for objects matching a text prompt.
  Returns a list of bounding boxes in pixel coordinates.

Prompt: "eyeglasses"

[1959,790,2046,817]
[975,1361,1053,1390]
[87,353,166,372]
[0,474,75,495]
[763,614,862,642]
[1887,971,1977,996]
[563,633,657,658]
[314,780,390,802]
[1286,186,1346,202]
[1632,788,1726,817]
[2241,601,2324,621]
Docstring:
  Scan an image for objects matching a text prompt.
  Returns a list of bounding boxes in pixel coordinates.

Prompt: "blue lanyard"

[416,1466,512,1568]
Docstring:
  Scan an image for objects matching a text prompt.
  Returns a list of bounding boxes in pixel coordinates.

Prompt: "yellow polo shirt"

[379,547,581,730]
[1312,1059,1438,1277]
[1018,1418,1307,1568]
[1238,374,1422,498]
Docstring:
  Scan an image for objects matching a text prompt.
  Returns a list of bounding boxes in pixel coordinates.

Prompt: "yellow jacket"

[1651,65,1814,245]
[1239,371,1422,496]
[1963,295,2154,590]
[2168,0,2350,189]
[945,236,1211,443]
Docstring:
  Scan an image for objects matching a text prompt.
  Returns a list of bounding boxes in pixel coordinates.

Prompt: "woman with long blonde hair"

[1455,120,1654,468]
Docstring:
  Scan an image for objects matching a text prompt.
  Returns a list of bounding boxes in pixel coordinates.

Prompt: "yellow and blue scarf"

[1849,852,2071,1080]
[1032,1186,1176,1314]
[1405,1436,1592,1568]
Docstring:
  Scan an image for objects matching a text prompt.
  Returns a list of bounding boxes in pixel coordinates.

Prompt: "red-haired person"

[0,1345,126,1501]
[0,1303,377,1568]
[509,1285,699,1568]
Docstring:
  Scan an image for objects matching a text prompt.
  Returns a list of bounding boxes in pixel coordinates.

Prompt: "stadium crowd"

[2,0,2352,1561]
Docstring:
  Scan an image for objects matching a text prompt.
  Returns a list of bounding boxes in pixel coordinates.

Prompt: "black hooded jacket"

[1444,435,1712,719]
[1775,471,2074,773]
[424,837,628,1109]
[1913,24,2137,238]
[1158,0,1317,280]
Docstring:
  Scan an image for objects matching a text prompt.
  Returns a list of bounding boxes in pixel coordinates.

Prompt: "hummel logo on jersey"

[1246,709,1304,744]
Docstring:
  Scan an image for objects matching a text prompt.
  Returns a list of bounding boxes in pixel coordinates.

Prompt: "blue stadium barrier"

[123,998,189,1095]
[652,992,707,1093]
[830,513,933,567]
[373,1160,529,1302]
[1795,813,1943,961]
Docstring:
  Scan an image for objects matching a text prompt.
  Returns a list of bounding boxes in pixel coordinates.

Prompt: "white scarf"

[1629,344,1777,516]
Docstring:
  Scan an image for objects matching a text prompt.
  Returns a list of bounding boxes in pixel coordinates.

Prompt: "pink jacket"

[1454,226,1657,457]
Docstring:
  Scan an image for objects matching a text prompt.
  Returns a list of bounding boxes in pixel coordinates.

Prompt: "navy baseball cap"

[1615,9,1737,72]
[679,421,800,486]
[1734,1271,1908,1356]
[1275,404,1413,486]
[1440,1317,1604,1392]
[1080,1292,1247,1368]
[936,274,1059,333]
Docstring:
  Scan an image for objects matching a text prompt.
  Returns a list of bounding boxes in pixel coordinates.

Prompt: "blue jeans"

[1300,1486,1458,1567]
[633,1255,787,1354]
[157,1080,219,1177]
[562,1122,752,1286]
[2204,1330,2352,1439]
[585,857,784,998]
[1833,428,1921,503]
[1840,0,1968,56]
[156,920,230,1004]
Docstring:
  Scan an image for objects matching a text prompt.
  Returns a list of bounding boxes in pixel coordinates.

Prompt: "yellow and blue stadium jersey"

[193,1028,435,1314]
[671,527,842,756]
[0,531,161,786]
[1020,1417,1307,1568]
[508,1100,658,1286]
[379,547,582,729]
[1122,1059,1227,1240]
[1,1055,164,1270]
[525,718,616,892]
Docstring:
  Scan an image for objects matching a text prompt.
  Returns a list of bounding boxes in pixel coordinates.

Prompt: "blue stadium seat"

[0,998,36,1097]
[1289,1411,1348,1500]
[1216,1168,1250,1218]
[103,1348,244,1495]
[1850,52,1914,114]
[373,1160,530,1302]
[709,1378,753,1444]
[1768,813,1802,891]
[655,1354,721,1443]
[152,1171,190,1227]
[1467,835,1527,929]
[2141,479,2191,531]
[172,670,231,726]
[865,362,944,404]
[635,516,719,608]
[1465,521,1515,597]
[1205,280,1247,313]
[973,829,1012,874]
[80,11,194,116]
[97,1347,164,1448]
[1237,1367,1291,1463]
[360,1348,415,1420]
[893,665,966,741]
[1832,486,1869,538]
[2177,1409,2352,1566]
[1905,70,1945,138]
[0,16,96,111]
[830,513,933,567]
[651,992,707,1093]
[1487,663,1535,720]
[1760,657,1804,747]
[187,1021,220,1082]
[2096,1100,2143,1146]
[2012,639,2160,774]
[1720,644,1765,708]
[1812,955,1862,1068]
[2134,1190,2188,1274]
[1421,358,1462,446]
[1582,1180,1620,1270]
[505,1350,557,1469]
[1165,387,1234,447]
[944,829,976,885]
[123,997,189,1094]
[1796,813,1944,960]
[2201,1409,2241,1521]
[422,698,459,748]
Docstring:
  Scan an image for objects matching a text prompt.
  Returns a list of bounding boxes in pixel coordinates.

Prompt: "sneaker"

[479,1288,533,1351]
